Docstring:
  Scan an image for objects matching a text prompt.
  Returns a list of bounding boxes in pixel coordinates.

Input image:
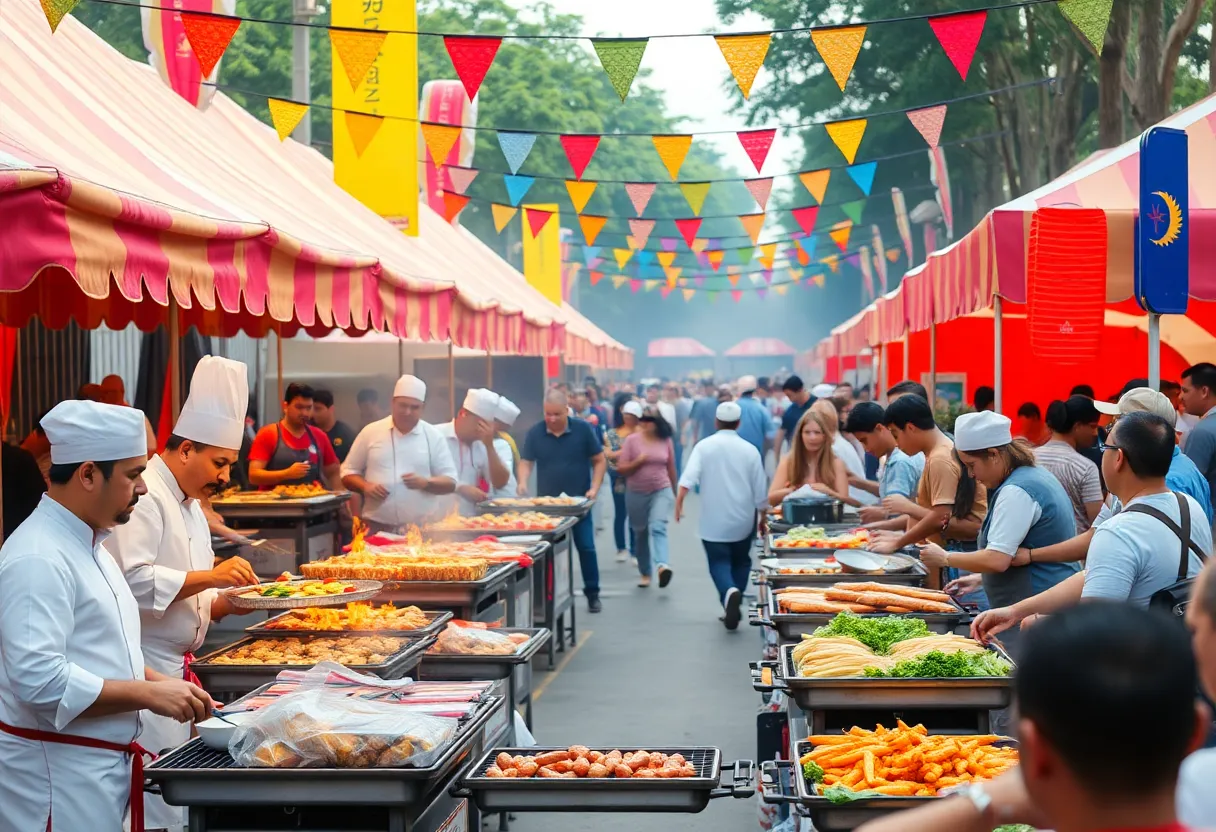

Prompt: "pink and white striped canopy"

[648,337,715,358]
[724,337,797,357]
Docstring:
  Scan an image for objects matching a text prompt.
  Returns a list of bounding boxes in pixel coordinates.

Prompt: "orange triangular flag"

[267,99,309,142]
[653,135,693,180]
[715,33,771,99]
[825,119,867,164]
[810,25,867,91]
[657,251,677,268]
[683,289,696,301]
[421,123,462,168]
[181,12,241,77]
[799,169,831,204]
[565,180,597,213]
[707,250,725,271]
[491,204,518,232]
[774,284,789,296]
[442,191,470,223]
[788,268,803,282]
[728,270,741,288]
[330,29,388,91]
[821,255,840,273]
[590,271,605,286]
[578,214,607,246]
[739,213,765,244]
[829,221,853,251]
[664,266,682,288]
[758,242,778,268]
[345,112,384,157]
[611,275,630,289]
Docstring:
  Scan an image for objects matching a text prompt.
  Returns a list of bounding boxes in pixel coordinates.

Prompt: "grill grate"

[156,740,239,771]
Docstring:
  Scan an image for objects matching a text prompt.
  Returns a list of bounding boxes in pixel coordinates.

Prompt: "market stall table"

[209,493,351,577]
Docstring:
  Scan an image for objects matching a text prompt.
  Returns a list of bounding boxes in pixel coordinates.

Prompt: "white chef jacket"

[490,437,518,499]
[0,495,146,832]
[105,454,216,829]
[341,417,458,526]
[435,421,504,515]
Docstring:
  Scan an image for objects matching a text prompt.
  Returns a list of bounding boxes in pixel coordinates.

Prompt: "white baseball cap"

[954,411,1013,452]
[622,401,644,418]
[1094,387,1177,427]
[811,383,836,398]
[717,401,742,421]
[736,375,758,393]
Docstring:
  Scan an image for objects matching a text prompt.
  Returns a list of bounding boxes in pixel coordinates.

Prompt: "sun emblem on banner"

[1147,191,1183,247]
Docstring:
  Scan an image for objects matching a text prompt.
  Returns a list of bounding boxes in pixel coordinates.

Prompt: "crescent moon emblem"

[1150,191,1183,247]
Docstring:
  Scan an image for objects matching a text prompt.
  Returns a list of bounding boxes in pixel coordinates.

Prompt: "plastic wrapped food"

[230,689,458,768]
[429,626,531,655]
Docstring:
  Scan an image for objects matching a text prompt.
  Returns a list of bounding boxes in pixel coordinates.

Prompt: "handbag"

[1121,492,1208,616]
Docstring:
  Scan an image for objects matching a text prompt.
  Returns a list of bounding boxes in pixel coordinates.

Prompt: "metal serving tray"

[375,561,517,607]
[426,515,579,543]
[453,747,754,813]
[767,520,858,536]
[756,556,926,588]
[244,609,454,639]
[750,591,966,645]
[418,628,552,681]
[476,498,592,517]
[147,695,503,808]
[765,533,876,557]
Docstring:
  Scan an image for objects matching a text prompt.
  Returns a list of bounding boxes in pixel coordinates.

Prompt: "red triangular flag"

[525,207,554,237]
[738,129,777,173]
[927,10,987,81]
[181,12,241,77]
[674,217,702,247]
[442,191,469,223]
[791,205,819,235]
[560,135,601,179]
[443,35,502,100]
[590,270,605,286]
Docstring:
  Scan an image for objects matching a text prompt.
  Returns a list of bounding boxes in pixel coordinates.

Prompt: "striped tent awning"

[724,337,797,357]
[647,338,715,358]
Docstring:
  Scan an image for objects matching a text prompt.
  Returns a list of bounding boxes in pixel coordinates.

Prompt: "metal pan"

[452,747,754,813]
[426,515,579,542]
[767,520,859,536]
[750,592,966,645]
[244,609,454,639]
[476,498,591,517]
[418,628,552,680]
[756,555,926,588]
[766,533,873,557]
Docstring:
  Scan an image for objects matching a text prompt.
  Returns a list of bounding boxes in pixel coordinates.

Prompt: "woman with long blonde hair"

[769,408,852,506]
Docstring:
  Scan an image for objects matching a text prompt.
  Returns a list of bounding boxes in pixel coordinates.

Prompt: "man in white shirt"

[106,356,261,830]
[341,375,457,532]
[675,401,769,630]
[435,389,512,514]
[491,397,521,499]
[1178,558,1216,826]
[0,400,213,832]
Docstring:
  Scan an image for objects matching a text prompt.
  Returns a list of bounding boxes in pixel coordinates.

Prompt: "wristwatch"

[960,783,993,819]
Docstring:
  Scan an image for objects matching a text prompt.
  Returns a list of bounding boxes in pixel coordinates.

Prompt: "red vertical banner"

[0,326,16,432]
[1027,208,1107,365]
[141,0,236,108]
[420,80,478,218]
[545,356,561,380]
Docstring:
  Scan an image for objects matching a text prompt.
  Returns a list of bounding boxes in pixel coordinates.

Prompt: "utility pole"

[291,0,322,145]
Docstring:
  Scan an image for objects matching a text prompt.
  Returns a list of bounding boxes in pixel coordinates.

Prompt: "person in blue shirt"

[844,401,925,525]
[733,375,773,459]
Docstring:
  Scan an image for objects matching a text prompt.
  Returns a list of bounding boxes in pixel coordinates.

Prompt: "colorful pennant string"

[907,105,947,148]
[738,129,777,173]
[707,250,726,271]
[593,38,649,101]
[799,169,831,204]
[345,112,384,157]
[329,29,387,91]
[40,0,79,32]
[497,132,537,174]
[811,25,866,91]
[625,182,656,216]
[1057,0,1115,53]
[657,251,677,268]
[825,119,867,164]
[758,243,778,268]
[675,218,702,247]
[821,254,840,273]
[565,180,597,213]
[680,182,711,216]
[443,35,502,100]
[578,214,607,245]
[447,167,479,194]
[829,222,853,252]
[614,248,634,269]
[629,218,656,247]
[745,178,773,210]
[181,12,241,77]
[267,98,309,141]
[442,191,470,223]
[791,206,819,235]
[846,161,877,196]
[525,207,554,236]
[653,135,693,180]
[503,174,535,206]
[840,199,866,225]
[716,33,771,99]
[492,204,517,232]
[421,123,462,167]
[927,11,986,80]
[561,135,601,179]
[739,214,765,245]
[613,275,630,289]
[590,271,605,286]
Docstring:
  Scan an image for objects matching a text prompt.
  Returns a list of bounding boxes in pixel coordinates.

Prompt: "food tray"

[426,515,579,542]
[766,533,877,556]
[417,628,552,680]
[750,643,1012,712]
[453,747,754,813]
[146,695,503,807]
[767,520,858,536]
[244,609,454,639]
[476,498,591,517]
[223,579,384,610]
[756,555,926,588]
[750,591,966,645]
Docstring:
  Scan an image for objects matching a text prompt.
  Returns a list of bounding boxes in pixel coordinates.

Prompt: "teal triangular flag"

[497,132,537,175]
[503,174,535,207]
[845,161,877,196]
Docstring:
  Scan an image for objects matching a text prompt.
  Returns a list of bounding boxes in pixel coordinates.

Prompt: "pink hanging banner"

[420,80,479,219]
[141,0,235,108]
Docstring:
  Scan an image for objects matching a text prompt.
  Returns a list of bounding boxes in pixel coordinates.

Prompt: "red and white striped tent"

[724,338,797,357]
[647,338,715,358]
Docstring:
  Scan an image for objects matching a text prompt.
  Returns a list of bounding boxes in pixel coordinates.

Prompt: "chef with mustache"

[106,356,259,831]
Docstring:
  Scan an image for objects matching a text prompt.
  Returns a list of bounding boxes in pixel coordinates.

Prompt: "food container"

[244,609,454,639]
[196,712,258,750]
[749,592,966,645]
[756,556,926,588]
[427,515,579,542]
[452,747,754,813]
[766,533,873,557]
[768,519,857,536]
[782,498,844,526]
[223,579,384,611]
[476,498,591,517]
[418,628,552,681]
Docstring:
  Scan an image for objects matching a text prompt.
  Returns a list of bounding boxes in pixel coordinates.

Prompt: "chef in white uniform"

[436,389,513,514]
[341,375,458,532]
[105,356,260,831]
[0,400,213,832]
[491,397,521,499]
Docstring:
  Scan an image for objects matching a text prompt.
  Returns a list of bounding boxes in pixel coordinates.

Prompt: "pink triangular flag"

[624,182,656,216]
[628,218,656,247]
[630,279,642,293]
[744,178,773,210]
[560,135,601,179]
[907,105,947,148]
[674,218,702,247]
[446,167,478,195]
[791,205,819,235]
[731,290,743,303]
[737,129,777,173]
[927,10,986,81]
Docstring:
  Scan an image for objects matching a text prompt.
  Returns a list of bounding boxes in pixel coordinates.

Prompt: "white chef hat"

[716,401,742,422]
[174,356,248,450]
[393,374,426,402]
[462,388,501,421]
[954,411,1013,452]
[811,383,836,398]
[495,397,521,426]
[737,375,758,393]
[42,400,148,465]
[622,401,644,418]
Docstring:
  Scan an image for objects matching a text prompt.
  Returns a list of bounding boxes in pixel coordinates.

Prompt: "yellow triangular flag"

[41,0,81,33]
[683,289,696,301]
[565,180,597,213]
[664,266,682,287]
[421,123,462,168]
[812,273,826,287]
[680,182,712,216]
[612,275,630,289]
[657,252,677,268]
[758,242,778,268]
[799,169,831,204]
[707,250,725,270]
[811,25,867,91]
[491,204,517,233]
[329,29,388,91]
[715,33,771,99]
[267,99,309,142]
[821,255,840,273]
[774,284,789,296]
[653,135,693,180]
[691,238,709,253]
[830,221,853,251]
[788,268,803,282]
[825,119,867,164]
[739,213,765,245]
[345,112,384,157]
[644,280,660,292]
[614,249,634,269]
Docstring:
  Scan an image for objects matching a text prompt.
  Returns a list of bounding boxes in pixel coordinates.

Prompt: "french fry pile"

[802,722,1018,796]
[792,634,986,677]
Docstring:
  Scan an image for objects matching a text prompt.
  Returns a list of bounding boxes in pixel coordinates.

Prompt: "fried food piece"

[502,768,518,778]
[568,745,591,757]
[634,769,657,778]
[539,767,575,778]
[613,764,634,778]
[495,752,514,770]
[571,758,591,777]
[587,763,610,778]
[833,582,951,601]
[517,760,539,777]
[484,766,505,777]
[534,750,570,767]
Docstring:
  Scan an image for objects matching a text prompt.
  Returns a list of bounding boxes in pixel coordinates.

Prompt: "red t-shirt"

[249,423,339,470]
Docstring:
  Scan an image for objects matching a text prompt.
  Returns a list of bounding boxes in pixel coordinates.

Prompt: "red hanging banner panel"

[1027,207,1107,365]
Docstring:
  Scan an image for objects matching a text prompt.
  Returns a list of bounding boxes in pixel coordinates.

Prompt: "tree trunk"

[1048,46,1086,177]
[1098,0,1130,147]
[1133,0,1166,131]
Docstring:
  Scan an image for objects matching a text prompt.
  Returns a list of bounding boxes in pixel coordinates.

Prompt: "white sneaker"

[615,550,629,563]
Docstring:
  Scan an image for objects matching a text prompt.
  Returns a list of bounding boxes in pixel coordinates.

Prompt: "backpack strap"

[1121,493,1207,581]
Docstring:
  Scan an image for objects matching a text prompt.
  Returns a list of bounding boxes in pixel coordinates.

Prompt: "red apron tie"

[183,651,202,688]
[0,719,155,832]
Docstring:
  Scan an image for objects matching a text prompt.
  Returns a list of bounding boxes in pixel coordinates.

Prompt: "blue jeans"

[703,535,755,605]
[609,473,635,554]
[569,514,600,599]
[626,487,673,577]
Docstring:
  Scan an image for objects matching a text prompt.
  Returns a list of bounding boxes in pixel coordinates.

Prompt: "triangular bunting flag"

[181,12,241,77]
[612,275,630,289]
[525,207,554,237]
[707,250,726,271]
[1057,0,1114,53]
[636,250,655,267]
[631,280,642,294]
[927,10,986,80]
[442,191,470,223]
[907,105,947,149]
[758,242,778,268]
[821,255,839,273]
[731,290,743,303]
[799,169,831,204]
[560,135,601,179]
[626,236,641,251]
[680,182,712,216]
[824,119,867,164]
[491,204,517,233]
[421,123,462,167]
[40,0,79,32]
[813,273,826,287]
[267,99,309,142]
[590,271,605,286]
[683,289,696,301]
[695,276,706,287]
[583,246,601,267]
[749,272,764,286]
[593,39,648,101]
[330,29,388,91]
[503,175,535,207]
[578,214,607,246]
[565,180,598,213]
[625,182,657,216]
[708,291,719,304]
[653,135,693,180]
[644,280,660,292]
[660,286,672,299]
[788,267,803,282]
[757,288,768,299]
[443,35,502,100]
[846,161,878,196]
[739,213,765,244]
[691,238,709,253]
[887,247,901,262]
[614,249,634,269]
[792,205,819,235]
[715,34,771,99]
[674,218,702,248]
[738,129,777,173]
[737,247,755,265]
[744,178,773,210]
[497,132,537,174]
[727,268,741,288]
[845,252,861,268]
[345,112,384,157]
[447,167,478,195]
[829,221,853,252]
[775,284,789,296]
[657,252,677,267]
[810,25,866,92]
[664,266,682,288]
[840,200,866,225]
[628,219,656,247]
[794,243,811,266]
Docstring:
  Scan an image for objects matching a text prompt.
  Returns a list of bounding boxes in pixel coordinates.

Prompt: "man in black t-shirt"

[774,375,813,457]
[312,387,358,464]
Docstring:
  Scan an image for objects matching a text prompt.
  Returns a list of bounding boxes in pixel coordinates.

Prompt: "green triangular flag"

[1057,0,1114,53]
[736,246,754,265]
[708,291,719,304]
[592,39,648,102]
[841,199,866,225]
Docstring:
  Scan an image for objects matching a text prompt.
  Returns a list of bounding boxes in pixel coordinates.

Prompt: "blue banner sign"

[1136,126,1189,314]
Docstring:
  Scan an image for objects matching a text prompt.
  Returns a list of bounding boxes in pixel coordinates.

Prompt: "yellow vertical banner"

[332,0,418,235]
[522,203,562,304]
